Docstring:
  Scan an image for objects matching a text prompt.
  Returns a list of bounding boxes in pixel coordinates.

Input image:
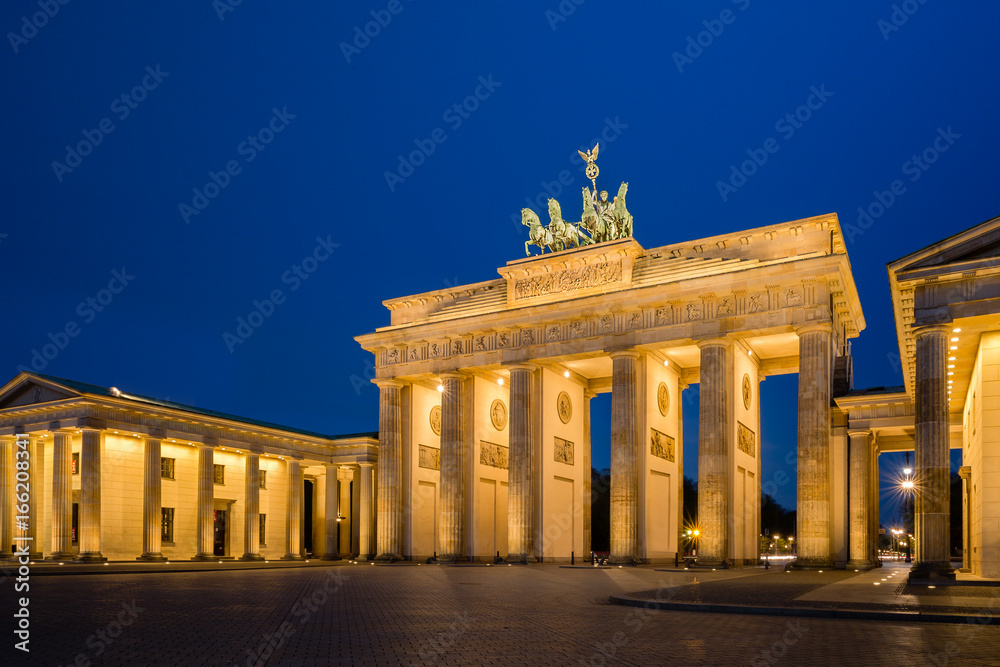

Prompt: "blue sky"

[3,2,997,524]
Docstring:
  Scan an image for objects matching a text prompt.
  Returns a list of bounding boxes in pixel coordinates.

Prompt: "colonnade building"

[0,374,377,562]
[3,212,999,578]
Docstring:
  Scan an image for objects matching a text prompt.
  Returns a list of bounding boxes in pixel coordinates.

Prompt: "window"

[161,457,175,480]
[259,514,266,546]
[213,464,225,485]
[71,452,80,474]
[259,470,267,489]
[161,508,174,543]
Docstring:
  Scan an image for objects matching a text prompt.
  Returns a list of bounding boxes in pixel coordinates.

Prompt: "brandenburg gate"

[356,150,865,566]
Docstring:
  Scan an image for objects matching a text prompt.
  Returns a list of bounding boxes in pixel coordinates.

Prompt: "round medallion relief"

[490,399,508,431]
[557,391,572,424]
[657,382,670,416]
[742,373,752,410]
[429,405,442,436]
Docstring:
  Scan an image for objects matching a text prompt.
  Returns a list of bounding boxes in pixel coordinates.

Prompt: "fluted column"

[339,467,353,555]
[871,447,880,567]
[358,462,375,559]
[697,339,729,565]
[192,443,215,560]
[438,372,466,561]
[137,437,166,561]
[583,389,595,557]
[321,464,341,560]
[610,350,641,564]
[795,323,833,568]
[240,453,263,560]
[77,428,105,562]
[49,431,73,559]
[507,365,536,561]
[0,437,13,558]
[847,430,872,570]
[283,459,303,559]
[24,435,44,559]
[375,379,403,560]
[912,324,955,579]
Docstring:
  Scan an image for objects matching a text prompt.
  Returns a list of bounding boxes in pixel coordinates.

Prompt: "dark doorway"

[304,479,314,554]
[213,509,227,556]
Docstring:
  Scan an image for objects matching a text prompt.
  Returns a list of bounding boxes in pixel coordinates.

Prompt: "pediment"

[893,215,1000,273]
[0,375,82,410]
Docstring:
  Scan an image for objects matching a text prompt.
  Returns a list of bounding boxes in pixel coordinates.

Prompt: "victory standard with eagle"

[521,143,633,256]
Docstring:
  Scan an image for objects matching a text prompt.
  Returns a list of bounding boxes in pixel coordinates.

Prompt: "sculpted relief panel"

[650,428,675,462]
[480,441,509,470]
[554,437,574,465]
[418,445,440,471]
[513,261,623,300]
[737,422,756,457]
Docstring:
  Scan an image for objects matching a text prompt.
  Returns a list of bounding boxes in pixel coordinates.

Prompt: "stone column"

[192,443,215,560]
[795,323,833,568]
[438,372,466,561]
[321,464,341,560]
[137,436,166,561]
[375,379,403,560]
[610,350,640,564]
[583,389,595,558]
[677,383,687,558]
[871,446,880,567]
[339,467,353,555]
[241,453,263,560]
[77,428,105,562]
[697,340,729,565]
[0,437,13,558]
[25,435,44,559]
[959,465,971,572]
[49,431,74,559]
[912,324,955,579]
[507,364,536,561]
[283,459,303,560]
[358,462,375,559]
[847,430,872,570]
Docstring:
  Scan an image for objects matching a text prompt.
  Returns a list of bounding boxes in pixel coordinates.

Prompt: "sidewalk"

[1,556,348,576]
[610,562,1000,624]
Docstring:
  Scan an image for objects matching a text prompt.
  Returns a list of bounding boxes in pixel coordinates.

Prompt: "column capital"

[958,465,971,480]
[359,461,375,469]
[374,378,405,389]
[913,324,952,339]
[584,389,597,400]
[146,428,167,439]
[438,371,467,381]
[847,429,871,440]
[194,442,215,451]
[794,321,833,336]
[504,362,538,373]
[695,337,729,349]
[608,349,641,360]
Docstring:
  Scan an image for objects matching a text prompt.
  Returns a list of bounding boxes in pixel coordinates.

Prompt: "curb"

[608,594,999,625]
[6,561,345,577]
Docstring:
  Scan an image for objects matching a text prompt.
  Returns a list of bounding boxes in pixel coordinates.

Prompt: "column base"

[75,553,107,563]
[136,553,168,562]
[789,557,833,570]
[191,553,219,561]
[47,551,75,561]
[319,554,343,561]
[281,554,305,561]
[908,562,956,582]
[846,559,875,571]
[239,554,265,561]
[374,553,400,562]
[689,558,731,569]
[504,552,534,564]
